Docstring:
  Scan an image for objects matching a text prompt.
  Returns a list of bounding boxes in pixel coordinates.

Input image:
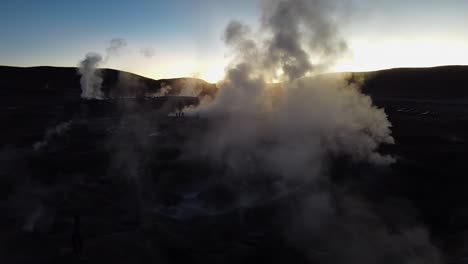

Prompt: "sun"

[199,64,225,83]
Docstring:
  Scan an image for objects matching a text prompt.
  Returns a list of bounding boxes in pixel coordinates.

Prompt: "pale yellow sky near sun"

[131,38,468,83]
[114,29,468,83]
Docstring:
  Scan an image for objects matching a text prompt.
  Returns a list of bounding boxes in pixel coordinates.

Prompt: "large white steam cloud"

[192,0,394,185]
[183,1,440,261]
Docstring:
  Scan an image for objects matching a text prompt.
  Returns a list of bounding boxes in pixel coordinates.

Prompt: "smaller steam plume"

[78,53,104,100]
[179,79,204,97]
[106,38,128,58]
[77,38,128,100]
[33,120,73,151]
[140,47,155,59]
[156,82,172,97]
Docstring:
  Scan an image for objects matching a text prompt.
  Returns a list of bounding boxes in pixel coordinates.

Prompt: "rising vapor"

[33,120,73,151]
[185,1,441,262]
[78,53,104,100]
[140,47,156,59]
[77,38,128,100]
[106,38,128,59]
[193,0,394,175]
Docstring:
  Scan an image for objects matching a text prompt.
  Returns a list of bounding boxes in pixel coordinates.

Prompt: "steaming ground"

[1,90,468,263]
[2,0,468,263]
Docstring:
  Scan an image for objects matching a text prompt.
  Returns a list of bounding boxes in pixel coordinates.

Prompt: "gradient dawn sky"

[1,0,467,82]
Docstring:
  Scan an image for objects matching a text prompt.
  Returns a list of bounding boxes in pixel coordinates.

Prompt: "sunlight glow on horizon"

[133,57,227,83]
[134,38,468,83]
[333,38,468,73]
[2,0,468,82]
[38,35,466,83]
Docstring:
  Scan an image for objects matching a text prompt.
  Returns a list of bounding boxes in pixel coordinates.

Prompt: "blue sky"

[1,0,468,81]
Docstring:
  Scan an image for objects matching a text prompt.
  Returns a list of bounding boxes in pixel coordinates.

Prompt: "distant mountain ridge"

[2,65,468,101]
[1,65,468,147]
[0,66,218,100]
[355,65,468,100]
[0,66,218,147]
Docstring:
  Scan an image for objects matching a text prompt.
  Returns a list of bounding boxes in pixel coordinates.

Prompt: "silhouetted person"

[72,215,83,257]
[181,112,184,117]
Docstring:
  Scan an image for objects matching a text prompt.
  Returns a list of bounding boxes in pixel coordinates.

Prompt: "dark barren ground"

[1,66,468,263]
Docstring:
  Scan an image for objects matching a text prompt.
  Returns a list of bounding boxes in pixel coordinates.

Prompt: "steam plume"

[194,0,394,173]
[33,120,73,151]
[78,53,104,100]
[106,38,128,58]
[184,1,440,260]
[140,47,155,59]
[156,82,172,97]
[78,38,128,100]
[183,0,443,262]
[261,0,348,79]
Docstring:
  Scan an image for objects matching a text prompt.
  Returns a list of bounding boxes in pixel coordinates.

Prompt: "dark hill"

[0,66,217,99]
[2,65,468,102]
[0,66,217,146]
[2,65,468,263]
[355,65,468,100]
[1,65,468,147]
